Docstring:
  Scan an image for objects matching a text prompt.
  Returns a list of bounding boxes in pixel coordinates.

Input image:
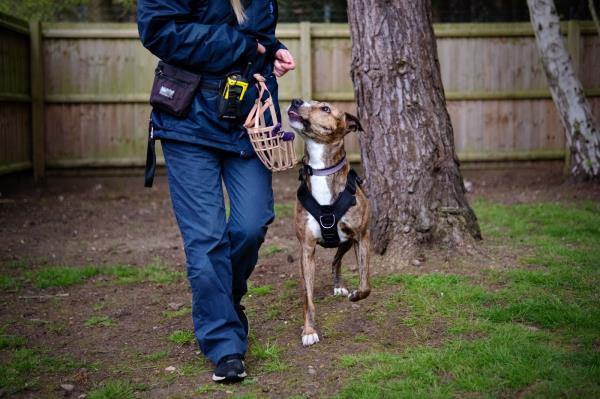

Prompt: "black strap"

[144,121,156,188]
[297,169,361,248]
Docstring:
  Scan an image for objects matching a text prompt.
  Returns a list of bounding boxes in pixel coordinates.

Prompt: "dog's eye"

[321,106,331,113]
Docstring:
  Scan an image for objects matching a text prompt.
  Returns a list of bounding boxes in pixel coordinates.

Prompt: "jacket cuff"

[275,40,287,52]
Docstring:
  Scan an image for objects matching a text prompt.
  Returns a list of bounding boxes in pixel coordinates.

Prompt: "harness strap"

[297,169,361,248]
[144,120,156,188]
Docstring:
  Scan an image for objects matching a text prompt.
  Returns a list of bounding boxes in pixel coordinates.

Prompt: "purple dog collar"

[303,156,347,177]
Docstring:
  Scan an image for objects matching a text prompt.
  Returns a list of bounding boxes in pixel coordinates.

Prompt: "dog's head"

[286,99,362,143]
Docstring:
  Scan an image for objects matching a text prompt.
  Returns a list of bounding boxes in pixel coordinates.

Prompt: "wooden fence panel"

[45,103,153,167]
[581,35,600,88]
[448,100,566,159]
[44,38,156,101]
[0,13,32,174]
[312,37,354,96]
[276,37,301,100]
[6,21,598,172]
[437,37,548,92]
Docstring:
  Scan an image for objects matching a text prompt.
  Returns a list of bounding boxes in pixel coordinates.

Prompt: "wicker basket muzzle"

[244,74,297,172]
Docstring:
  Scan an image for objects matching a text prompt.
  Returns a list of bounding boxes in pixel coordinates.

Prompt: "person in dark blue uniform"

[137,0,295,383]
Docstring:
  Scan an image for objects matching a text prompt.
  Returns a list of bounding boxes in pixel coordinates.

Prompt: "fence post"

[299,21,312,101]
[29,20,45,180]
[294,21,312,156]
[566,20,581,77]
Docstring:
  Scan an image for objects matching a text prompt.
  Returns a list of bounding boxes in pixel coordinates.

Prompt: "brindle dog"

[287,99,371,347]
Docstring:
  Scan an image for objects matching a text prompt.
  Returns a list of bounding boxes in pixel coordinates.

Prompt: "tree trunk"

[347,1,481,261]
[528,0,600,181]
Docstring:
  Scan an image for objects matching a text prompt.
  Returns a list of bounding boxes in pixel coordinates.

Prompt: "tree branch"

[590,0,600,36]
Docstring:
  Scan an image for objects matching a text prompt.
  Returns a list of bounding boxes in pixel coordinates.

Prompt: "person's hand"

[257,42,266,54]
[273,49,295,77]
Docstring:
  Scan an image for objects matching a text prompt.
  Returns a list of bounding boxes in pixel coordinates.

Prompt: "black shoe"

[235,304,249,337]
[212,354,247,383]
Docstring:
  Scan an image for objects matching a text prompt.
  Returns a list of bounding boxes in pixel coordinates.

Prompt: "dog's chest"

[304,141,349,243]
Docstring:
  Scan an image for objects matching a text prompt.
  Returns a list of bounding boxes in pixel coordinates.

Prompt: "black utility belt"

[149,61,252,120]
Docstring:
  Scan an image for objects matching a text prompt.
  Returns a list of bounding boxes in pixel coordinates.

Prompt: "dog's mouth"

[287,109,303,123]
[287,108,309,133]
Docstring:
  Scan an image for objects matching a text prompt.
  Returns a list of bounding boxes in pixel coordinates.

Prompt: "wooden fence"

[0,13,44,178]
[1,15,599,176]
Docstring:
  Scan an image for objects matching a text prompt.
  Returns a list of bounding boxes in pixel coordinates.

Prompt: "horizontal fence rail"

[1,20,599,175]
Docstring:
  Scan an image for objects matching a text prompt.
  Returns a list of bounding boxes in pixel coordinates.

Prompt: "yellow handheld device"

[223,75,249,101]
[219,63,253,120]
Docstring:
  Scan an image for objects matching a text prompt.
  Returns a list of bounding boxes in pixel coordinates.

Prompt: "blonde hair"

[230,0,247,24]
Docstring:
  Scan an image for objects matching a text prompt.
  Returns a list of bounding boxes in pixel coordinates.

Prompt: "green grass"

[196,383,225,394]
[274,202,294,219]
[88,380,136,399]
[248,283,273,297]
[85,316,116,327]
[106,260,184,284]
[338,324,600,398]
[0,275,20,291]
[27,265,101,288]
[22,259,184,289]
[162,307,191,319]
[168,330,195,345]
[180,362,210,376]
[0,348,81,395]
[283,280,298,290]
[265,305,281,320]
[336,201,600,398]
[0,333,25,349]
[250,341,288,373]
[259,244,285,257]
[142,350,168,362]
[353,334,368,343]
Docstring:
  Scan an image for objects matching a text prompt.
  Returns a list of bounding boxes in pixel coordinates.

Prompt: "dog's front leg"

[349,232,371,302]
[332,240,352,296]
[300,243,319,346]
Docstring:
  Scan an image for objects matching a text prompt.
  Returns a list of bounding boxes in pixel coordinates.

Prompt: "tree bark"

[528,0,600,181]
[347,1,481,260]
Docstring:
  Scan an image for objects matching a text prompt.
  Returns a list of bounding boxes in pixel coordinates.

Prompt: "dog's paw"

[302,333,320,346]
[348,289,371,302]
[333,287,349,296]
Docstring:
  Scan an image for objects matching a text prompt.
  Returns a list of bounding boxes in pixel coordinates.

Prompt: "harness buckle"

[319,214,336,229]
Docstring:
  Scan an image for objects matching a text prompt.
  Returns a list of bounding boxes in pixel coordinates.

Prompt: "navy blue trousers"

[162,139,274,364]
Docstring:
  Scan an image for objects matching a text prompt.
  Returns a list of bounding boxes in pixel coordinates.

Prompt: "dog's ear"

[344,113,363,133]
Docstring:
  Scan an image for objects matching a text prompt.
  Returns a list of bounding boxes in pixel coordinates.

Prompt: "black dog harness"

[297,157,362,248]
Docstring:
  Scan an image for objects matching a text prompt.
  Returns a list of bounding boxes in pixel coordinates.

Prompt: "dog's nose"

[291,99,303,108]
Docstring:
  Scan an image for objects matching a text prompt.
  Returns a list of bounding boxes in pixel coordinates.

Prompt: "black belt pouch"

[150,61,201,118]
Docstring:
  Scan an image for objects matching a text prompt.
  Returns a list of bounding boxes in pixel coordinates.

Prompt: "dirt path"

[0,161,598,398]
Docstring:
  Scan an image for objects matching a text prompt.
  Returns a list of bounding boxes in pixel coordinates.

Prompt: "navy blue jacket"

[138,0,284,156]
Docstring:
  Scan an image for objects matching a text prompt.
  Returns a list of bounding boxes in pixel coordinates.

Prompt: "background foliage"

[0,0,597,22]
